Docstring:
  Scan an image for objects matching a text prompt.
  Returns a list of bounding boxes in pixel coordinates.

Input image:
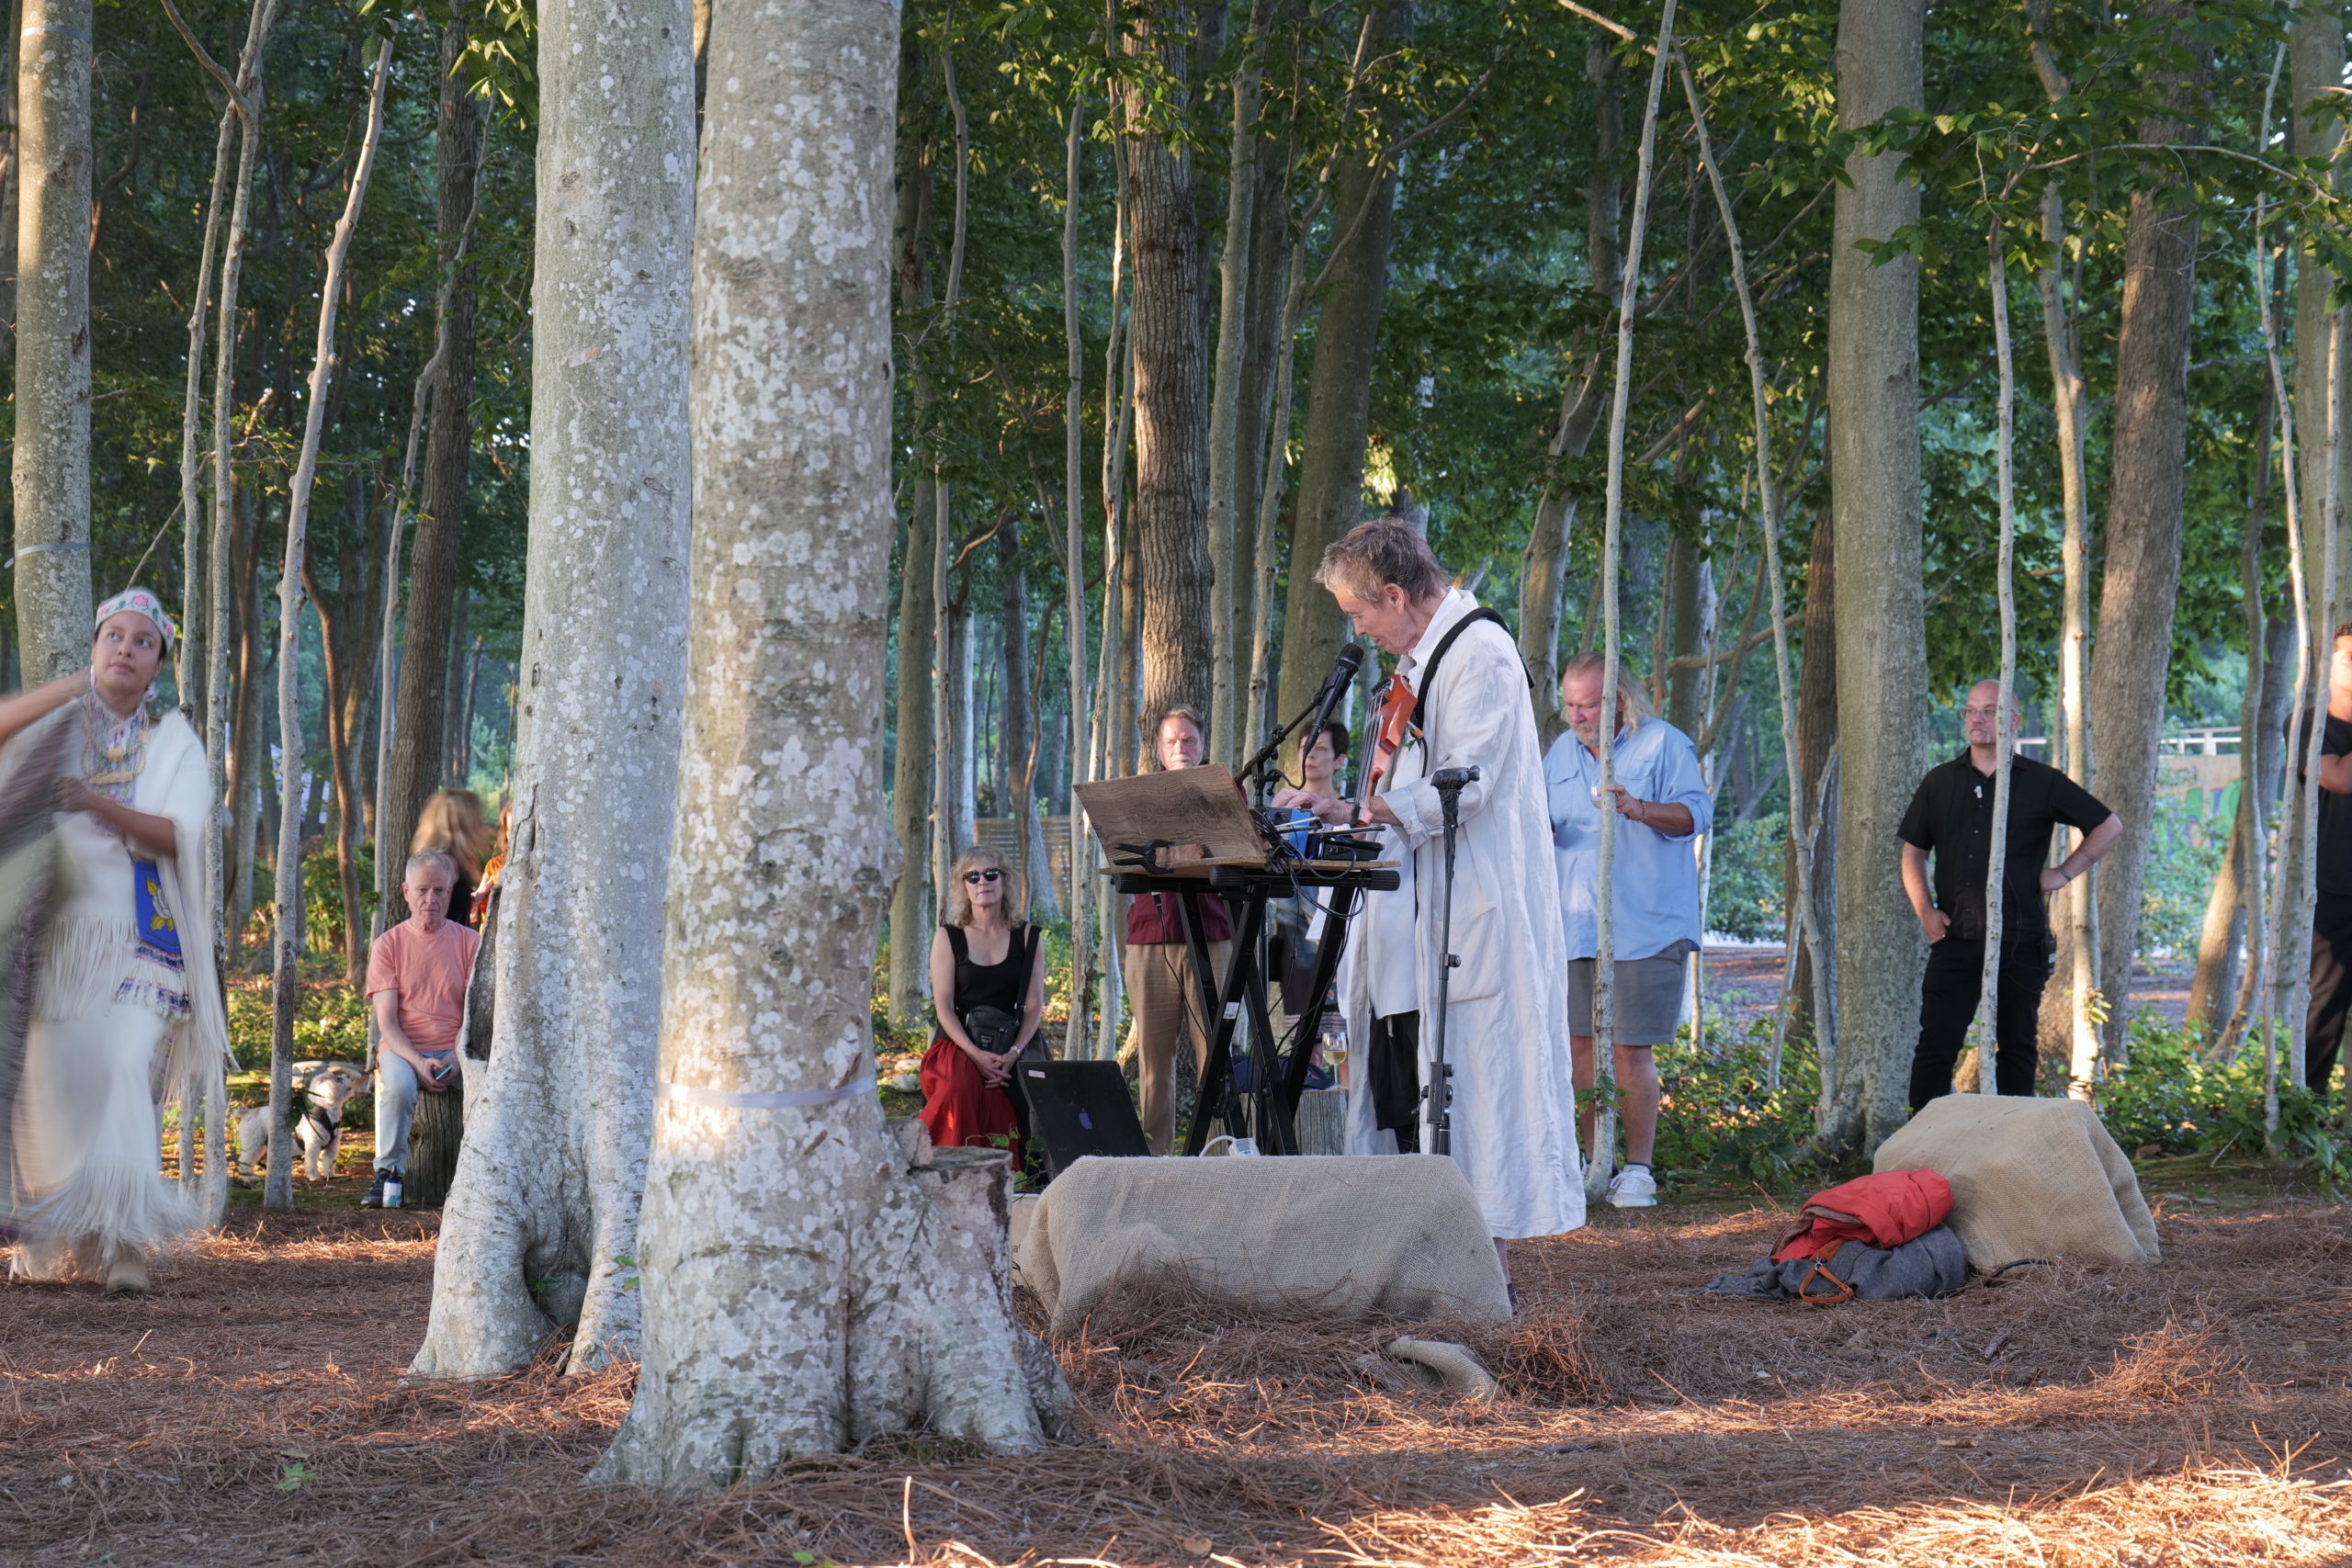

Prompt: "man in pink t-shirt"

[362,851,482,1206]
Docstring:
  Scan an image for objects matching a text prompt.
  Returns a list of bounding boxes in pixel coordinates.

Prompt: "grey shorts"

[1566,942,1693,1045]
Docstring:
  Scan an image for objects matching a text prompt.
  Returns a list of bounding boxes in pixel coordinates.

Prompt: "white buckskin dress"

[8,695,231,1280]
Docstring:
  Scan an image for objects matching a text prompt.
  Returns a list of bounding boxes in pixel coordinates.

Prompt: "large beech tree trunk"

[1124,4,1214,728]
[1819,0,1926,1156]
[11,0,91,679]
[409,0,692,1378]
[1272,1,1408,725]
[384,5,486,878]
[2087,8,2208,1066]
[596,0,1064,1485]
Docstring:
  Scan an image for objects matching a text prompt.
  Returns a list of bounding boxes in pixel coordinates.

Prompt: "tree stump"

[405,1077,466,1208]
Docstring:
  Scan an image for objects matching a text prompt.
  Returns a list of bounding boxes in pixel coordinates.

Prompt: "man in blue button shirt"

[1545,653,1713,1208]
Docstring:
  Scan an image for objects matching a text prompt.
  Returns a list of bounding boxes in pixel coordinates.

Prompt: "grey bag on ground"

[1707,1224,1970,1303]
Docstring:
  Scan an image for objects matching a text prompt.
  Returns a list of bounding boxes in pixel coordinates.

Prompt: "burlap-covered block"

[1015,1154,1510,1336]
[1874,1094,2159,1269]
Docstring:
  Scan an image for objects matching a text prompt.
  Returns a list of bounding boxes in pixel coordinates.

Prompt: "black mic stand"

[1235,646,1361,810]
[1424,765,1479,1157]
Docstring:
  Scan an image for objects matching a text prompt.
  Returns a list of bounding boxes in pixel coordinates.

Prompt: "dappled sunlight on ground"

[0,1186,2345,1564]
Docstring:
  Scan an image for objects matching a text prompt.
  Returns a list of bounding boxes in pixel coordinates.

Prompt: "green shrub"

[1649,1015,1822,1187]
[1705,814,1786,943]
[2092,1011,2342,1193]
[2135,792,2225,959]
[300,848,376,957]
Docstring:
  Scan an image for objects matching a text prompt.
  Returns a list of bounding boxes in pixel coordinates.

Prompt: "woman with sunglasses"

[917,847,1046,1164]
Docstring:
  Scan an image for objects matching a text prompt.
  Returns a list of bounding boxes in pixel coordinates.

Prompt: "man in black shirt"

[2303,625,2352,1100]
[1897,682,2122,1111]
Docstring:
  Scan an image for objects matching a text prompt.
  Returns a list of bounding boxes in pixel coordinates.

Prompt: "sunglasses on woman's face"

[964,869,1003,884]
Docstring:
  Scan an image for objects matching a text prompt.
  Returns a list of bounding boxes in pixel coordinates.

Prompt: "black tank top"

[945,923,1035,1017]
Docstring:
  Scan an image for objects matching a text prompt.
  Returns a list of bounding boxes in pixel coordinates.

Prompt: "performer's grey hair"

[1559,651,1654,726]
[404,849,456,882]
[1315,518,1445,604]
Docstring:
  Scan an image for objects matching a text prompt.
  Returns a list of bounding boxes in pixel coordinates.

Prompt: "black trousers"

[2305,891,2352,1099]
[1368,1010,1420,1152]
[1909,934,2052,1111]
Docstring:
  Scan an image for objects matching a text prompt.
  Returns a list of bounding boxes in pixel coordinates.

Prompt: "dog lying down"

[234,1060,369,1183]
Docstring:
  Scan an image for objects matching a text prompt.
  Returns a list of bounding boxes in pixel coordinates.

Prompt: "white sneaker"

[1606,1166,1658,1208]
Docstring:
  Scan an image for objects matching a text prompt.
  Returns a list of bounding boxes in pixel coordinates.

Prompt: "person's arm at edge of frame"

[2037,812,2122,894]
[1901,842,1950,944]
[371,986,453,1094]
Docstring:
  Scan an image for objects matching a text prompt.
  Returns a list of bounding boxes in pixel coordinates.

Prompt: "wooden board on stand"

[1074,765,1263,868]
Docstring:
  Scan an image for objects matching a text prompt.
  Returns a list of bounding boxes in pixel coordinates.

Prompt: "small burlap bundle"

[1015,1154,1511,1336]
[1874,1094,2159,1269]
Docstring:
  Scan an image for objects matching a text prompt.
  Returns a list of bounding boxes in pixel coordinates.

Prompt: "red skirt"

[917,1036,1022,1166]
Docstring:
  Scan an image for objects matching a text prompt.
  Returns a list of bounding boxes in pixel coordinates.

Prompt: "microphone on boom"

[1320,641,1364,698]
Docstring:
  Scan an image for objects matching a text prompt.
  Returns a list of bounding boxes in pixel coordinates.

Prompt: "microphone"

[1321,641,1364,697]
[1301,643,1362,786]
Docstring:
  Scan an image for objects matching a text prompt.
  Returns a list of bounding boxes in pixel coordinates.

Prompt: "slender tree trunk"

[0,0,19,350]
[1061,96,1094,1059]
[384,5,486,881]
[595,0,1063,1480]
[10,0,91,678]
[2188,386,2275,1041]
[171,0,261,725]
[1273,0,1409,725]
[888,126,936,1028]
[227,490,262,957]
[1001,516,1055,919]
[1819,0,1927,1157]
[2086,7,2208,1068]
[2030,160,2102,1088]
[1204,5,1263,763]
[410,0,691,1376]
[1123,6,1214,728]
[206,3,271,942]
[302,522,367,989]
[1521,34,1619,743]
[1232,123,1287,748]
[266,39,389,1213]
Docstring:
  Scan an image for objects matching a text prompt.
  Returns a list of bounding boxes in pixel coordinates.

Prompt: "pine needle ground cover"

[3,1169,2347,1566]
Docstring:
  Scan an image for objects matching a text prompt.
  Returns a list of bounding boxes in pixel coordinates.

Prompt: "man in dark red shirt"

[1125,706,1232,1153]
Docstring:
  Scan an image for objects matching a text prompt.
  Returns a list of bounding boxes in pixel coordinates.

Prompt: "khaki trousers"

[1126,938,1234,1155]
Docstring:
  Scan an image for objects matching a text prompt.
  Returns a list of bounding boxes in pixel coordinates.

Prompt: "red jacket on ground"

[1771,1168,1953,1262]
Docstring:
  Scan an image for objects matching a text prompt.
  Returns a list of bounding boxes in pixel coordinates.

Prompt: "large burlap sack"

[1016,1154,1510,1336]
[1874,1094,2158,1269]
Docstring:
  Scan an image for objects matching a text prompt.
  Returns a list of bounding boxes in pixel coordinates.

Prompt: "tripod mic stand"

[1236,644,1363,807]
[1424,765,1479,1157]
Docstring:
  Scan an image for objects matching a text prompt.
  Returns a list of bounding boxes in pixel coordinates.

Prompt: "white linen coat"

[1337,590,1585,1238]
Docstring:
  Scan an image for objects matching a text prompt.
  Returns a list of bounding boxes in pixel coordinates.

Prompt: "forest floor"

[2,1136,2347,1566]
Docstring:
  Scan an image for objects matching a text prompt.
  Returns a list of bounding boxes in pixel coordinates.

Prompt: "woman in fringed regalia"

[0,590,232,1292]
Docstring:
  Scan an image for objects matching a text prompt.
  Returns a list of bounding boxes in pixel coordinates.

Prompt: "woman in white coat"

[0,590,231,1291]
[1276,521,1585,1271]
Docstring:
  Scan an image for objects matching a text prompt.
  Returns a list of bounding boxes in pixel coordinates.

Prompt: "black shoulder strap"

[1019,923,1040,975]
[1414,607,1522,755]
[944,924,967,964]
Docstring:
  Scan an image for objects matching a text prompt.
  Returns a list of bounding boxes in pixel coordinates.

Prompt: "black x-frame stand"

[1113,861,1400,1156]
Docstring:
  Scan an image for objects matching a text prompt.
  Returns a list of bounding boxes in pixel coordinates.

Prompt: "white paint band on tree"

[5,541,90,569]
[656,1074,876,1110]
